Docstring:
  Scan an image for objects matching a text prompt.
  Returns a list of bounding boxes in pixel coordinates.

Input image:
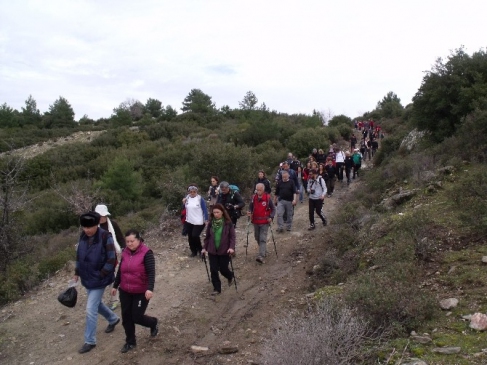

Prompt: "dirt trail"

[0,175,363,365]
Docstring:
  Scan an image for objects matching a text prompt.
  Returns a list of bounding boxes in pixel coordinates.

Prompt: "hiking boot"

[211,290,221,296]
[308,224,315,230]
[150,319,159,337]
[286,227,292,232]
[256,256,265,264]
[105,318,120,333]
[121,343,136,353]
[79,343,96,354]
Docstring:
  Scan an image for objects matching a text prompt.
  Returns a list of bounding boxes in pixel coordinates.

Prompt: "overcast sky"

[1,0,486,120]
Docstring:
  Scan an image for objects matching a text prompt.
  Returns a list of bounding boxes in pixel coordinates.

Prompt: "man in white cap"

[95,204,124,252]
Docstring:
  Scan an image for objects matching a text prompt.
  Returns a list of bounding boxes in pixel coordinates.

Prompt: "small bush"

[343,262,436,333]
[262,297,368,365]
[38,246,75,279]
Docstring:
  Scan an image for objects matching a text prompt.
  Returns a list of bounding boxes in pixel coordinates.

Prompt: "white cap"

[95,204,111,216]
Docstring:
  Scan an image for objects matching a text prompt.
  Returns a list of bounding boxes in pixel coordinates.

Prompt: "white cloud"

[1,0,486,119]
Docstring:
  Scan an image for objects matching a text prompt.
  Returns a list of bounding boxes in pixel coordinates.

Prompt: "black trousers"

[336,163,344,181]
[185,222,205,254]
[119,289,157,346]
[308,199,326,225]
[208,254,233,293]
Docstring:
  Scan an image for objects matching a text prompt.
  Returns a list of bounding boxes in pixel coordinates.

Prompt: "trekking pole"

[269,223,278,258]
[245,217,250,259]
[202,254,211,283]
[229,255,238,292]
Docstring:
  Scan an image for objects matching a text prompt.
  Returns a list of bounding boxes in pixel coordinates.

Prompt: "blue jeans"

[84,287,119,344]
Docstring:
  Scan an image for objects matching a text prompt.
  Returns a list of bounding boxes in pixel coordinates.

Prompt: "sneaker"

[227,273,234,287]
[150,320,159,337]
[211,290,221,296]
[323,220,327,226]
[256,256,264,264]
[79,343,96,354]
[121,343,136,353]
[328,194,332,198]
[105,318,120,333]
[286,228,291,231]
[308,224,315,230]
[190,251,198,257]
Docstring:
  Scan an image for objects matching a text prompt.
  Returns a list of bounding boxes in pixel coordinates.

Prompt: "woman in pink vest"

[111,229,158,353]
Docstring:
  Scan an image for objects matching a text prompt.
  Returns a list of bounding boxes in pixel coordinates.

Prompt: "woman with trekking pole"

[201,203,236,295]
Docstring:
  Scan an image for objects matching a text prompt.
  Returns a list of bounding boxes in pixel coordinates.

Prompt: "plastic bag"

[58,280,78,308]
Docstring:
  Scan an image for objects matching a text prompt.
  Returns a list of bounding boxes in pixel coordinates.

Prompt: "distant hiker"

[334,146,346,183]
[183,185,208,257]
[207,176,220,208]
[352,149,362,179]
[247,183,276,264]
[216,181,245,228]
[344,151,354,185]
[350,134,357,150]
[274,170,298,232]
[371,139,379,157]
[307,169,327,230]
[111,229,158,353]
[290,154,302,172]
[201,203,236,295]
[302,162,311,197]
[365,139,372,160]
[253,170,272,194]
[74,212,120,354]
[316,148,327,165]
[324,157,336,198]
[297,166,304,203]
[311,148,318,161]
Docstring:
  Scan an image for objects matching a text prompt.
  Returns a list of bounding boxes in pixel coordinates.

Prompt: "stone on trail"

[431,347,461,354]
[191,345,209,353]
[439,298,458,310]
[470,312,487,331]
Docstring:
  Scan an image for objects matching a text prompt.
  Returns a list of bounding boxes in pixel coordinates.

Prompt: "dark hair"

[211,203,232,222]
[258,170,266,177]
[125,229,143,242]
[211,176,219,183]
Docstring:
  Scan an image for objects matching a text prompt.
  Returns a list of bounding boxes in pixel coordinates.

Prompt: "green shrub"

[343,262,436,333]
[38,246,75,279]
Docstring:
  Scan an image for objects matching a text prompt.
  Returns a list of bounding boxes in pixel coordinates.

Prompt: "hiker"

[371,139,379,157]
[207,176,220,208]
[74,212,120,354]
[274,170,298,232]
[201,203,235,295]
[276,160,300,192]
[253,170,272,194]
[247,183,276,264]
[344,150,354,185]
[183,185,208,257]
[324,157,336,198]
[290,154,302,172]
[111,229,158,353]
[217,181,245,228]
[95,204,124,251]
[297,166,305,203]
[307,169,328,230]
[352,149,362,178]
[316,148,327,165]
[350,134,357,151]
[334,146,346,183]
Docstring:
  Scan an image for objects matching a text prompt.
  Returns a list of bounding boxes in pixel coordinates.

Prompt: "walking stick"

[269,223,278,258]
[229,255,238,292]
[245,216,251,259]
[202,254,211,283]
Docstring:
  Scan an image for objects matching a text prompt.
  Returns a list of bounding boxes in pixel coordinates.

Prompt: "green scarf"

[212,218,224,250]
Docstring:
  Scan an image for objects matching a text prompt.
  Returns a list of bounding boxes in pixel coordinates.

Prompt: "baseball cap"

[95,204,111,216]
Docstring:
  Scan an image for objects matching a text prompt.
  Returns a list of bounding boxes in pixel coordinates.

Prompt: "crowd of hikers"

[69,122,380,355]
